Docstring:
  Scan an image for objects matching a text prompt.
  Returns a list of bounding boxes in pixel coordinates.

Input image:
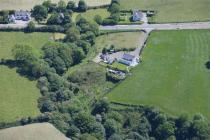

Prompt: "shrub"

[104,119,121,137]
[25,21,35,32]
[94,15,103,25]
[102,18,118,25]
[77,0,88,12]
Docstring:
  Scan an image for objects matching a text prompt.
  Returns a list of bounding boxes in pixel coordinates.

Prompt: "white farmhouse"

[119,53,139,66]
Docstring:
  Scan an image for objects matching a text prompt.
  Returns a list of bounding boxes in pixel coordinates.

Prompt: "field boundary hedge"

[99,29,143,35]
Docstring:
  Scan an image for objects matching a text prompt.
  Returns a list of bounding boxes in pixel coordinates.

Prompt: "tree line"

[31,0,88,24]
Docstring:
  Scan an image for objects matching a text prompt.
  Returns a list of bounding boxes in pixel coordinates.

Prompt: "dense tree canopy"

[32,5,48,22]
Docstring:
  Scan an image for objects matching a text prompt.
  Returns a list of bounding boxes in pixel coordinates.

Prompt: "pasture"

[94,32,143,51]
[0,66,41,122]
[0,123,69,140]
[108,30,210,118]
[0,32,51,59]
[72,8,109,23]
[0,32,51,122]
[0,0,111,10]
[119,0,210,23]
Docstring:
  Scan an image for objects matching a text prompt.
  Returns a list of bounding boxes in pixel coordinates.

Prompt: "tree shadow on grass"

[0,59,36,81]
[205,61,210,69]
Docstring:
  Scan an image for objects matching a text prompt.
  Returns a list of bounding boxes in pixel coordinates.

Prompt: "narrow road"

[0,23,44,29]
[1,21,210,31]
[100,22,210,31]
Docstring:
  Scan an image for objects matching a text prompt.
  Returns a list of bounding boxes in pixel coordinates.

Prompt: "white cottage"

[119,53,139,66]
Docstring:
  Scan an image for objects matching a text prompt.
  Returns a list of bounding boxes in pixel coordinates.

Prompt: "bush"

[104,119,121,137]
[32,5,48,22]
[80,133,98,140]
[108,3,120,14]
[66,125,81,137]
[77,0,88,12]
[73,112,95,133]
[94,15,103,25]
[35,25,65,33]
[126,132,145,140]
[67,1,76,11]
[108,134,123,140]
[102,18,118,25]
[38,98,56,112]
[106,72,124,83]
[25,21,35,32]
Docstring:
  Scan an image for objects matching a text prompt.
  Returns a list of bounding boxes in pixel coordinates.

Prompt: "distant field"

[94,32,143,51]
[0,123,69,140]
[0,0,111,10]
[0,66,40,122]
[108,30,210,118]
[119,0,210,23]
[0,32,51,122]
[0,32,51,59]
[72,8,109,23]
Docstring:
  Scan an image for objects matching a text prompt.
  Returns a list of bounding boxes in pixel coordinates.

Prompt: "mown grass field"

[0,32,51,122]
[119,0,210,23]
[0,0,111,10]
[108,30,210,118]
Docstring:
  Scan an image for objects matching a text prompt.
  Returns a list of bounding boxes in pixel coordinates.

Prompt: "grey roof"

[122,53,135,61]
[15,10,30,16]
[133,10,143,20]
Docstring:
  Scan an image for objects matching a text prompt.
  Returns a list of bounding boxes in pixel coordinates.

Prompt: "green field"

[0,32,51,59]
[0,0,111,10]
[0,123,69,140]
[0,66,41,122]
[119,0,210,23]
[95,32,143,51]
[108,30,210,118]
[73,9,110,23]
[0,32,51,122]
